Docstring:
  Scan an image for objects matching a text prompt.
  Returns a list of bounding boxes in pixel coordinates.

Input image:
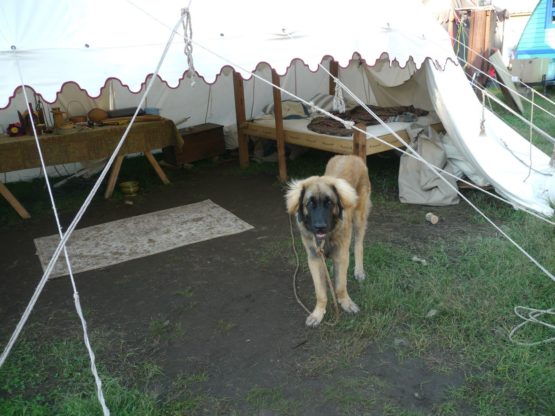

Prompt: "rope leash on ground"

[288,215,340,327]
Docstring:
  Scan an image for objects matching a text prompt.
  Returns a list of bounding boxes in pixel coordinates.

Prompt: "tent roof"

[0,0,457,108]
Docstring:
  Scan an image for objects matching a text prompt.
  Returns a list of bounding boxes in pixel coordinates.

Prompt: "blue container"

[144,107,160,115]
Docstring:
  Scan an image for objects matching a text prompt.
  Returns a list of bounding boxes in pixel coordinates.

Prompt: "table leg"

[104,155,125,199]
[144,151,170,185]
[0,181,31,219]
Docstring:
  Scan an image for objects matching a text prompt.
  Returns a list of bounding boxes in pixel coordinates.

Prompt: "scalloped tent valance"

[0,0,457,107]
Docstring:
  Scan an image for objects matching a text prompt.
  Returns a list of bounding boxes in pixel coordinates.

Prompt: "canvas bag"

[398,125,461,206]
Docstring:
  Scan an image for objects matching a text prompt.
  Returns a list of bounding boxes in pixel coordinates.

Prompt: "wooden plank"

[144,150,170,185]
[233,72,249,168]
[104,155,124,199]
[241,121,413,156]
[100,115,162,125]
[468,10,484,75]
[468,9,495,81]
[272,69,287,182]
[489,49,524,114]
[0,181,31,219]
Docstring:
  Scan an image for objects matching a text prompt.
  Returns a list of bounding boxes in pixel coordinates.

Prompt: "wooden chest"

[163,123,225,165]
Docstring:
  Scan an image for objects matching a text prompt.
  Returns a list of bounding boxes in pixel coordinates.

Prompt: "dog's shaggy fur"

[285,155,372,327]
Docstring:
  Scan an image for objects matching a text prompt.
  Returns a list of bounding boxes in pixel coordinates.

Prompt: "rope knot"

[181,7,196,86]
[341,120,355,130]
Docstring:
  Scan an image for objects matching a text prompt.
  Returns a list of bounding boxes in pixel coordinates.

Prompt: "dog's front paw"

[354,270,367,281]
[339,297,360,314]
[305,309,325,327]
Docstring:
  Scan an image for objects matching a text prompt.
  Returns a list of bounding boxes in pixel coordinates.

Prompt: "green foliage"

[486,85,555,155]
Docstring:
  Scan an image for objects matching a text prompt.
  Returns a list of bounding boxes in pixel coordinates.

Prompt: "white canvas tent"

[0,0,554,216]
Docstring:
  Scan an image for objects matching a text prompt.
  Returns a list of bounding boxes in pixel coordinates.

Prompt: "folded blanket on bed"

[307,105,429,136]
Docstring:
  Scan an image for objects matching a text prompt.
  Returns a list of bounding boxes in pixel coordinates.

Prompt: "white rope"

[181,5,196,86]
[446,30,555,164]
[324,67,555,346]
[11,80,110,414]
[509,307,555,346]
[470,81,554,177]
[0,13,186,398]
[325,67,554,277]
[480,88,486,135]
[473,83,555,146]
[441,28,555,117]
[525,90,535,182]
[423,13,555,348]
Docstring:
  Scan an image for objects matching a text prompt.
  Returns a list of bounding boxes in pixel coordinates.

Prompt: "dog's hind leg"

[305,254,328,327]
[353,195,371,281]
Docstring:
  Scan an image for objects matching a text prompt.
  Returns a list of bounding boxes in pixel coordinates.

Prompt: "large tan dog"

[285,155,371,327]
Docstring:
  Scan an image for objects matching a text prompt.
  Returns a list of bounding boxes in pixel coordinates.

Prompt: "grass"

[244,386,300,415]
[0,325,230,416]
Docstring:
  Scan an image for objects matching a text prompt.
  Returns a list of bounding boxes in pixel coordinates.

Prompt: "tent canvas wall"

[0,0,554,216]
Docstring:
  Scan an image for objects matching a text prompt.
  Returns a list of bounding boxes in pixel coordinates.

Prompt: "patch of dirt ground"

[0,155,483,414]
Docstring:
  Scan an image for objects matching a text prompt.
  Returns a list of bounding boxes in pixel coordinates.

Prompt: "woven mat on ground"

[34,200,253,279]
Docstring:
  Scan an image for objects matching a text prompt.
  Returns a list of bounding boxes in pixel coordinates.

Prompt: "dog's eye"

[323,197,331,207]
[307,198,316,208]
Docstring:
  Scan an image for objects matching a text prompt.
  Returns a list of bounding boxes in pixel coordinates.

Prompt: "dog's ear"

[331,178,358,212]
[285,179,306,217]
[331,184,344,220]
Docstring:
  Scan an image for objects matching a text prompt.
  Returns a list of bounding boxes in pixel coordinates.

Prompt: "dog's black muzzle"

[306,204,333,243]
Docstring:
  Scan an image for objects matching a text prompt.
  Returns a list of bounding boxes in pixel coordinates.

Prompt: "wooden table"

[0,118,182,219]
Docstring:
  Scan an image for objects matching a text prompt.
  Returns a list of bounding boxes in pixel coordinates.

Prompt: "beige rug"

[34,200,254,279]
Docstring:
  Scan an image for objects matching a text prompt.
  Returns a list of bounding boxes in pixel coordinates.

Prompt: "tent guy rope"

[449,32,555,122]
[324,67,555,346]
[189,25,555,341]
[0,13,187,414]
[322,66,555,282]
[12,61,110,415]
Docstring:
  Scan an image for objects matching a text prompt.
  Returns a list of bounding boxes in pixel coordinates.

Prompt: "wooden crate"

[163,123,225,165]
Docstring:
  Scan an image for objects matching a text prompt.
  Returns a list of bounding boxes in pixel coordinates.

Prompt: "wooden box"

[163,123,225,165]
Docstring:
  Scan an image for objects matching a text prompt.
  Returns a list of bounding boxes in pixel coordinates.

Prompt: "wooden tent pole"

[233,71,249,168]
[352,123,367,165]
[271,69,287,182]
[329,60,339,95]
